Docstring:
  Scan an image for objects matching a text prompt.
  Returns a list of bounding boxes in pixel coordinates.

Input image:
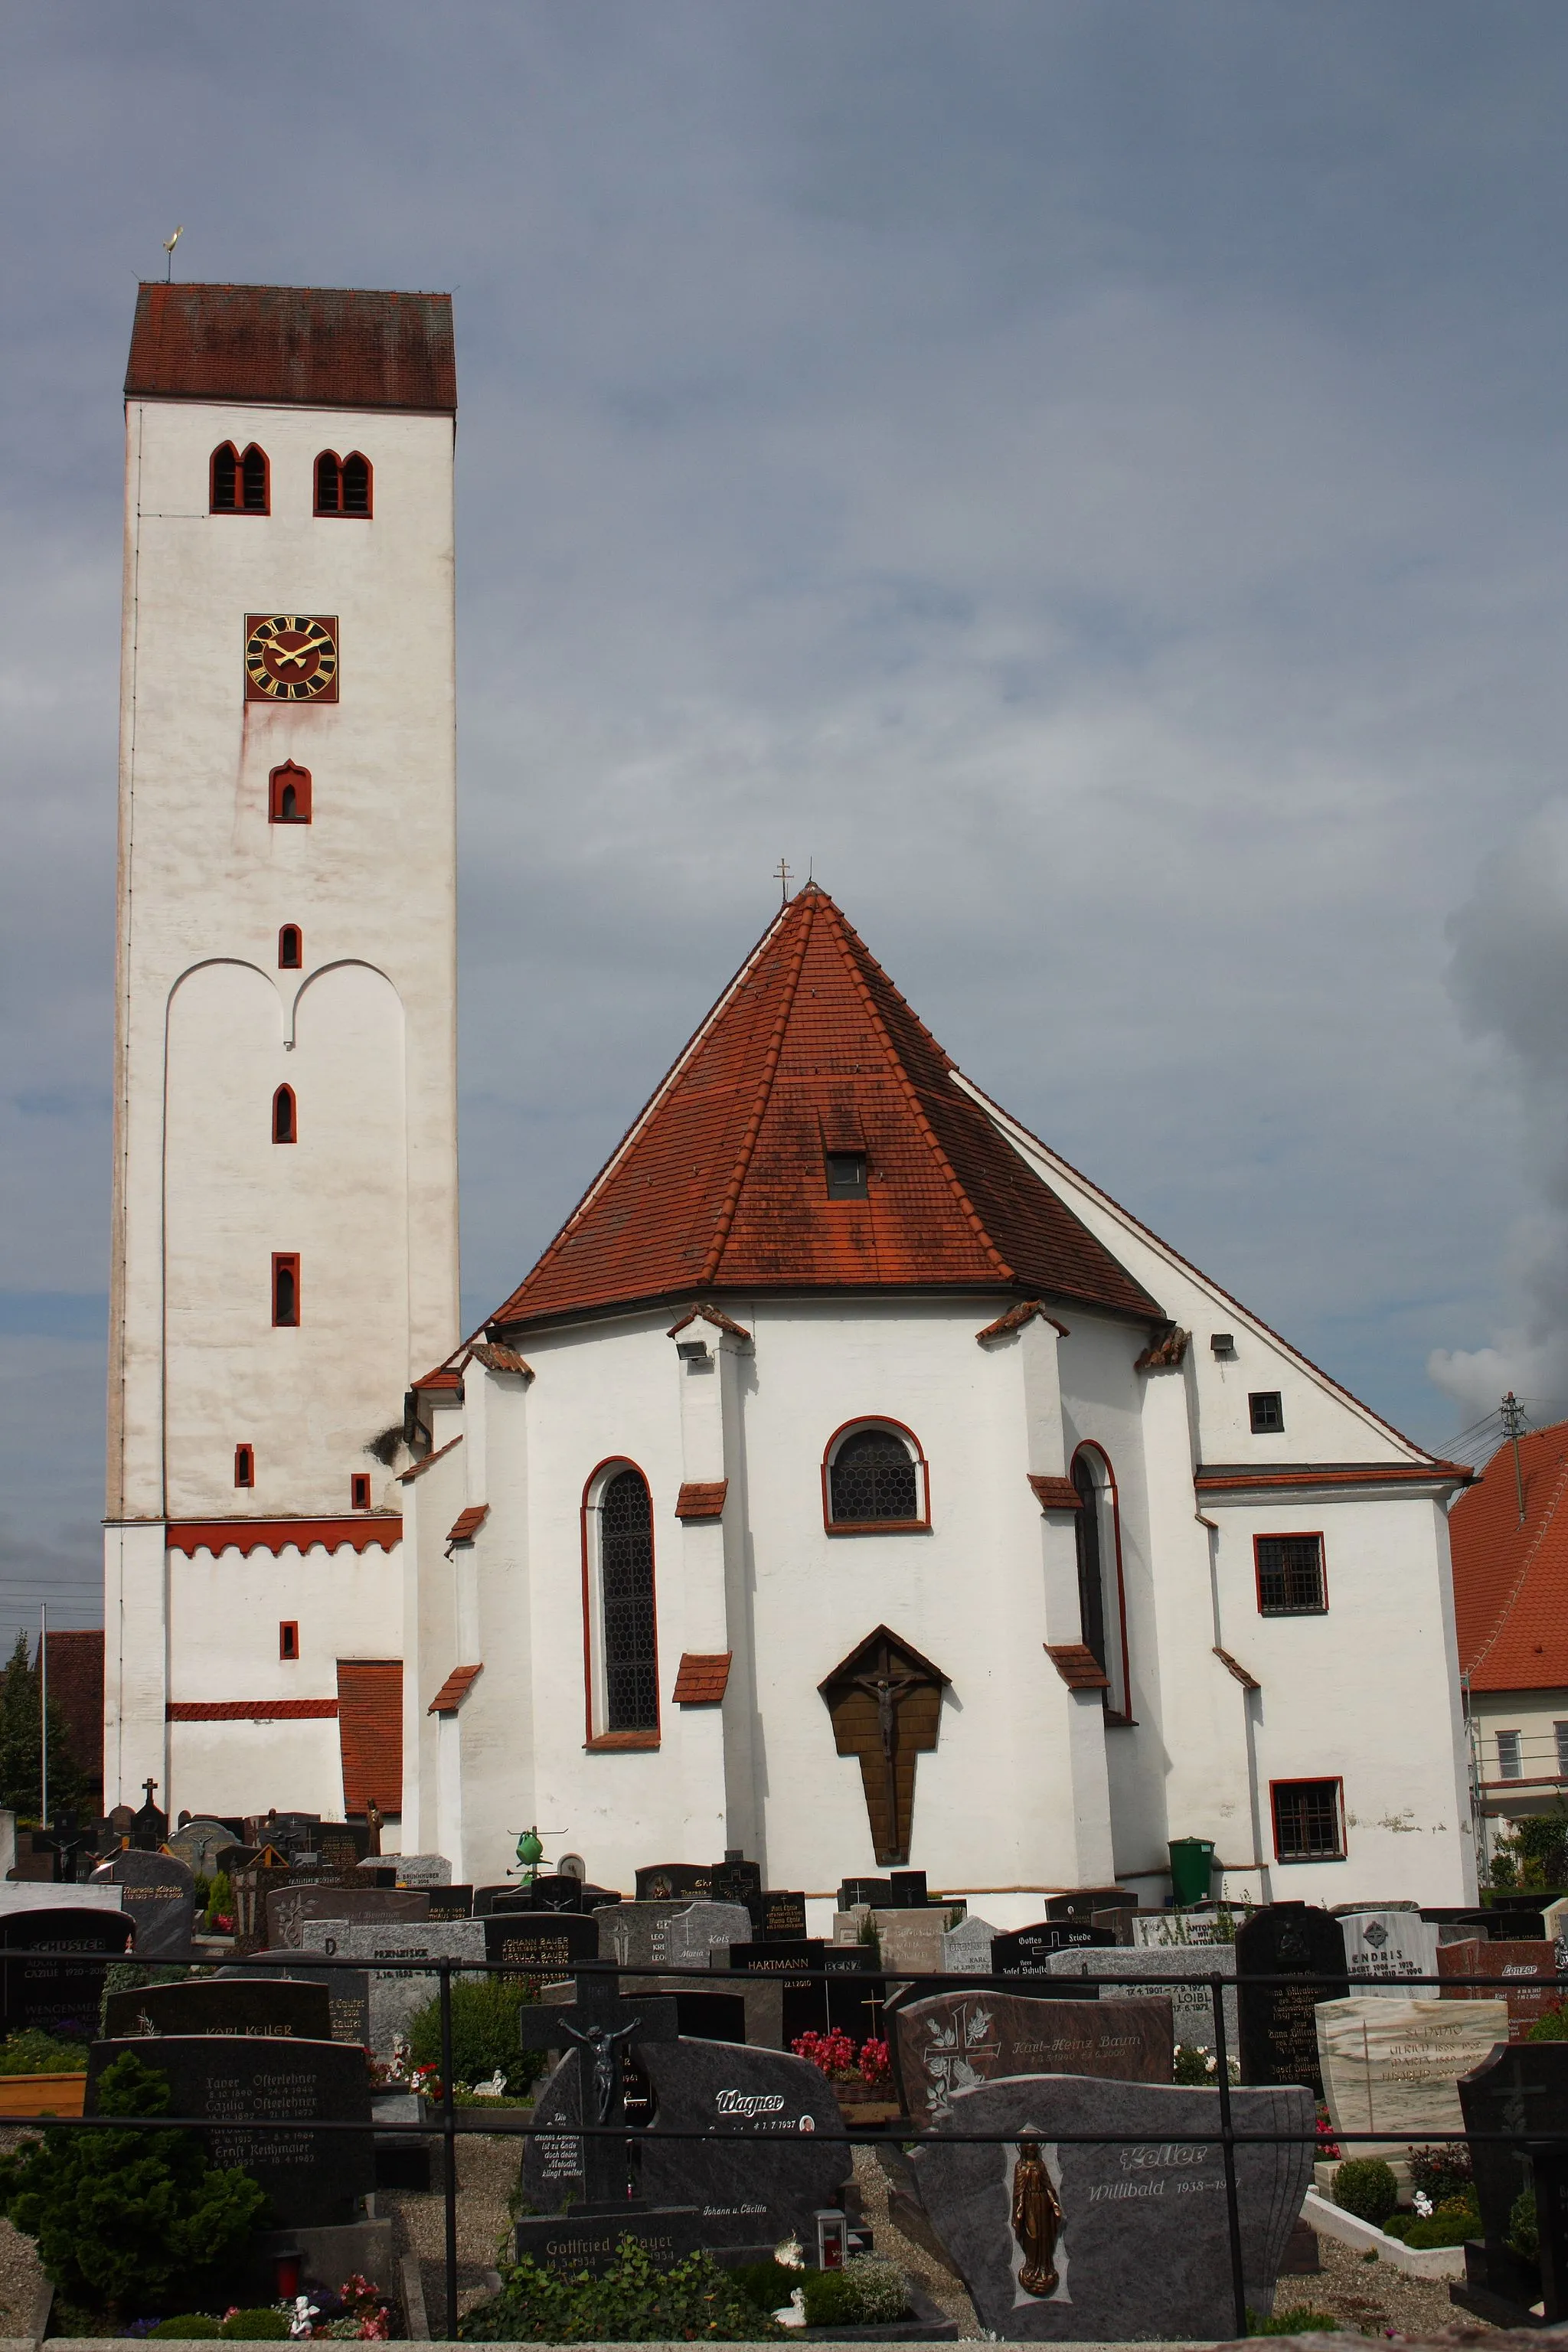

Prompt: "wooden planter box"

[831,2085,903,2129]
[0,2073,87,2118]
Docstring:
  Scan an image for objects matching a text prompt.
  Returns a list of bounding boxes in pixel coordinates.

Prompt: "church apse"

[818,1625,949,1867]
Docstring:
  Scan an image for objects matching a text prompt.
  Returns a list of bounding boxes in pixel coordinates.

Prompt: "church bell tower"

[103,284,459,1819]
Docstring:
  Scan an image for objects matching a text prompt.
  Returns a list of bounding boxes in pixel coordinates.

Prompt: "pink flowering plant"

[791,2029,893,2089]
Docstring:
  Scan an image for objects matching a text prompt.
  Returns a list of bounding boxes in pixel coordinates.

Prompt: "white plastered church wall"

[106,390,459,1812]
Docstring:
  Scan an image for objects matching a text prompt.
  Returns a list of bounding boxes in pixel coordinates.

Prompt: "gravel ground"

[379,2132,521,2337]
[850,2144,981,2338]
[1284,2232,1498,2338]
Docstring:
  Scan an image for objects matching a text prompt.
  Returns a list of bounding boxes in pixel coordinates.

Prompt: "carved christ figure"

[850,1665,921,1860]
[559,2015,642,2125]
[1011,2136,1063,2298]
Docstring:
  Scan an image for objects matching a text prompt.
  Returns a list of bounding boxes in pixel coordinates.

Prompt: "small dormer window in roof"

[825,1151,868,1200]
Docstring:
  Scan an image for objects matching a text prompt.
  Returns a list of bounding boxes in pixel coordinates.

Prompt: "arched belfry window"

[1071,1444,1131,1723]
[269,763,312,824]
[278,926,302,970]
[315,450,372,517]
[211,442,269,514]
[583,1463,660,1741]
[824,1421,929,1533]
[272,1085,296,1145]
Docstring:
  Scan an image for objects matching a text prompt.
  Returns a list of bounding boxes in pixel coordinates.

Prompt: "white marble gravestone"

[1315,1993,1510,2158]
[299,1916,485,2050]
[941,1916,997,1975]
[1338,1909,1440,1994]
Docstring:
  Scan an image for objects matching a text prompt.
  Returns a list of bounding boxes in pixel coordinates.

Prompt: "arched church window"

[278,926,302,969]
[315,450,372,517]
[211,442,269,514]
[825,1421,929,1531]
[273,1085,296,1145]
[1071,1443,1131,1722]
[272,1253,300,1328]
[586,1464,660,1737]
[269,763,312,824]
[234,1443,254,1488]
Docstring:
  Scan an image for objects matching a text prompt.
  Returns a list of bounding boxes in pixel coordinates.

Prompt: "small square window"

[279,1622,299,1661]
[1256,1534,1326,1615]
[351,1473,371,1510]
[825,1152,868,1200]
[1498,1730,1523,1781]
[1250,1390,1284,1434]
[1272,1777,1344,1860]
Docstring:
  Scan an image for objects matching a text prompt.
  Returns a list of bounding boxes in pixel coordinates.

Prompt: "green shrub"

[219,2308,290,2338]
[149,2319,221,2339]
[1409,2143,1475,2204]
[1404,2211,1481,2249]
[799,2269,854,2328]
[407,1975,545,2096]
[1247,2308,1340,2334]
[204,1872,232,1933]
[1510,2185,1539,2262]
[1380,2212,1416,2240]
[728,2261,800,2315]
[0,2029,88,2075]
[459,2238,781,2341]
[1527,2005,1568,2040]
[838,2257,907,2323]
[1332,2157,1399,2223]
[0,2050,267,2315]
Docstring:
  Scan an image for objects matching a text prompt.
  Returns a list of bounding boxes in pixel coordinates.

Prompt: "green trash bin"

[1168,1837,1216,1907]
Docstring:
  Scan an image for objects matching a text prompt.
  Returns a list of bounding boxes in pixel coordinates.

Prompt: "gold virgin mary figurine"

[1011,2135,1063,2297]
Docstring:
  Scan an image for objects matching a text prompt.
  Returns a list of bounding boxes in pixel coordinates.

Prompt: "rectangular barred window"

[1498,1730,1523,1782]
[1256,1534,1327,1615]
[1272,1777,1344,1861]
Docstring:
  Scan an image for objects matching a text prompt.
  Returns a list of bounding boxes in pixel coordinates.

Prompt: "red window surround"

[1270,1775,1347,1863]
[269,763,312,824]
[351,1473,371,1511]
[234,1443,254,1489]
[211,441,269,514]
[272,1253,300,1328]
[315,450,373,517]
[278,925,303,970]
[821,1417,931,1534]
[580,1458,662,1753]
[279,1621,299,1661]
[1070,1440,1133,1727]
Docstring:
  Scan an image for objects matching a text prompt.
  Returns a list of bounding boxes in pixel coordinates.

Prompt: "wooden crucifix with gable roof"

[818,1625,949,1866]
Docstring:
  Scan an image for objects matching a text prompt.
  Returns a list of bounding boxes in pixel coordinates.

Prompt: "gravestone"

[89,1848,196,1960]
[244,1811,319,1856]
[1132,1912,1237,1949]
[996,1922,1117,1984]
[753,1891,808,1941]
[105,1975,333,2043]
[725,1939,829,2048]
[1045,1888,1132,1926]
[666,1902,753,1972]
[166,1819,235,1878]
[601,1900,751,1972]
[0,1884,125,1918]
[130,1782,168,1851]
[426,1884,474,1922]
[890,1870,930,1907]
[256,1962,372,2048]
[231,1857,293,1955]
[840,1877,893,1910]
[1235,1904,1348,2093]
[668,1989,748,2043]
[299,1917,485,2050]
[484,1911,601,1981]
[516,1955,680,2239]
[822,1946,886,2043]
[910,2073,1315,2340]
[709,1854,764,1908]
[515,1874,582,1912]
[87,2034,374,2224]
[878,1908,946,1978]
[1459,2040,1568,2321]
[1044,1943,1240,2052]
[390,1853,452,1888]
[267,1883,430,1952]
[942,1917,997,1976]
[1439,1938,1561,2040]
[635,1864,714,1902]
[309,1821,371,1871]
[894,1991,1174,2128]
[1315,1994,1509,2158]
[0,1906,134,2038]
[1338,1908,1440,1992]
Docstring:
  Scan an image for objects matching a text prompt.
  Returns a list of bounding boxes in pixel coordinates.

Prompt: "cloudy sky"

[4,2,1567,1642]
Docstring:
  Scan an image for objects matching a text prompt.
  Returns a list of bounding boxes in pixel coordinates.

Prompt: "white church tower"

[103,284,460,1829]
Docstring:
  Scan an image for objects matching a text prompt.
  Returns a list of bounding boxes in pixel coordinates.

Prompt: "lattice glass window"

[1256,1535,1326,1614]
[601,1468,658,1731]
[1556,1723,1568,1782]
[830,1427,918,1523]
[1272,1778,1344,1860]
[1498,1730,1523,1782]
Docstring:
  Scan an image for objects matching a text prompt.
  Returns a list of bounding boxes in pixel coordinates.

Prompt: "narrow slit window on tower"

[234,1443,254,1488]
[272,1085,296,1145]
[279,1622,299,1661]
[315,449,372,517]
[278,925,302,970]
[350,1472,371,1510]
[825,1150,869,1200]
[272,1253,299,1327]
[211,442,269,514]
[269,763,312,825]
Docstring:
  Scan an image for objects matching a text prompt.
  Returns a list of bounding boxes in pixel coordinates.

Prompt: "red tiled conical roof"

[489,887,1160,1331]
[1451,1419,1568,1690]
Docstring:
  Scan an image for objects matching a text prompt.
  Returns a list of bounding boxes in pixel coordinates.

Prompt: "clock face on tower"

[244,614,340,703]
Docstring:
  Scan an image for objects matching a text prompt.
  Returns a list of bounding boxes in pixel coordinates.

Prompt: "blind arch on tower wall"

[1070,1442,1131,1723]
[580,1459,661,1743]
[822,1418,930,1533]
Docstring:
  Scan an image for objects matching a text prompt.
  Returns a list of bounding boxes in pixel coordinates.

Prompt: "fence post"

[1211,1970,1247,2337]
[439,1959,458,2334]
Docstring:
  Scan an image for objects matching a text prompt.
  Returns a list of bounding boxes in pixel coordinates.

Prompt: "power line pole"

[1501,1391,1528,1526]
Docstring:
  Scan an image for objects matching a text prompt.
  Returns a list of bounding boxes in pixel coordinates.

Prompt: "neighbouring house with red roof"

[397,883,1477,1916]
[1449,1420,1568,1864]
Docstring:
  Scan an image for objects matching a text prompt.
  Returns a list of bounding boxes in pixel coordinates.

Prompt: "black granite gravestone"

[0,1908,134,2038]
[670,1990,748,2043]
[516,1962,678,2213]
[1455,2040,1568,2322]
[840,1877,893,1910]
[1236,1904,1348,2094]
[267,1884,430,1951]
[522,1874,583,1913]
[105,1976,332,2043]
[635,1864,714,1902]
[426,1884,474,1922]
[255,1963,372,2048]
[130,1779,168,1852]
[87,2035,374,2224]
[753,1891,808,1940]
[89,1849,196,1960]
[992,1922,1116,1988]
[1044,1888,1133,1926]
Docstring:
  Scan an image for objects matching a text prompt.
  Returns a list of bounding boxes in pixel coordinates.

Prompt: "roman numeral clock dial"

[244,613,339,703]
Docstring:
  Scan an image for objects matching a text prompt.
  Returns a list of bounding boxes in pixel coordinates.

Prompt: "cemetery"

[0,1813,1562,2341]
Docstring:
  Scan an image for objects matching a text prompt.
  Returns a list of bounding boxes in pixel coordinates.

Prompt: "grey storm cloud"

[3,2,1568,1636]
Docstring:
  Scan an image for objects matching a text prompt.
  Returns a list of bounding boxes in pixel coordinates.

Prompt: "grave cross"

[517,1963,678,2209]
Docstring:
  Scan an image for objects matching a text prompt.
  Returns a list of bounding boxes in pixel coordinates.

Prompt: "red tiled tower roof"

[126,284,456,413]
[1451,1420,1568,1691]
[490,887,1160,1331]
